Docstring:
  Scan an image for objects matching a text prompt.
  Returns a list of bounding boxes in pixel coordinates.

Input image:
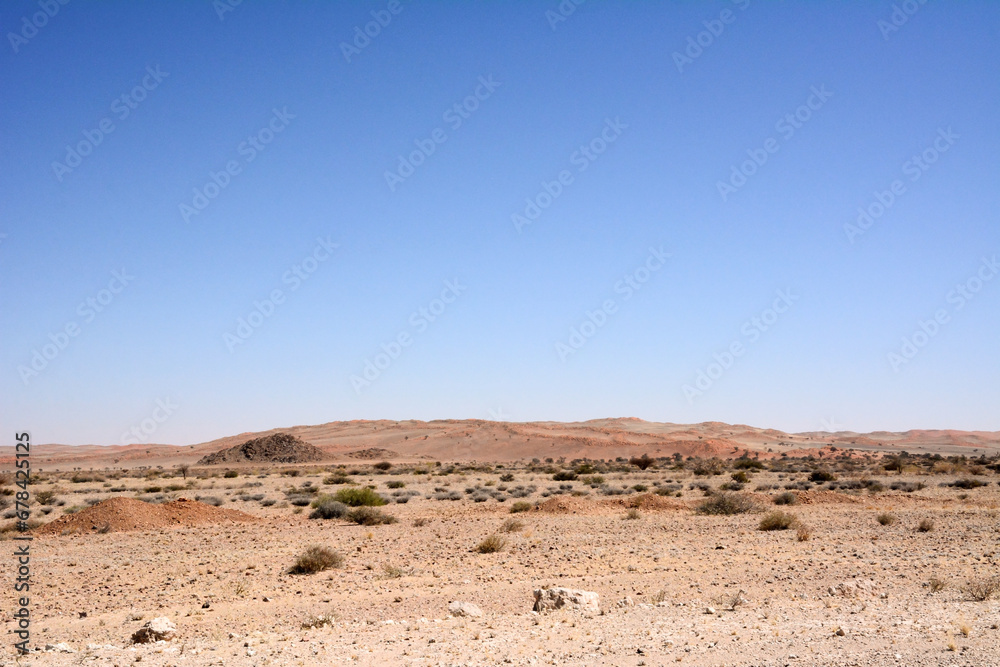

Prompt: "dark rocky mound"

[198,432,327,465]
[347,447,399,459]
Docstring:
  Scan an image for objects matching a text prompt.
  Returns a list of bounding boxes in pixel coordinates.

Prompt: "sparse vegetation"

[876,512,897,526]
[289,546,343,574]
[696,492,759,516]
[346,507,397,525]
[309,496,348,520]
[475,534,506,553]
[500,518,524,532]
[333,487,387,507]
[928,576,947,592]
[758,511,798,531]
[509,501,532,513]
[773,491,798,505]
[624,508,642,520]
[917,518,934,532]
[962,576,999,601]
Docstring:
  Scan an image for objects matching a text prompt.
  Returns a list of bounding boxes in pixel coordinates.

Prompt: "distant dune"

[4,419,998,470]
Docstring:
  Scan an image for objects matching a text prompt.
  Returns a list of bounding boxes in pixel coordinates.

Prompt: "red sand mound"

[198,432,326,465]
[34,497,258,535]
[608,493,691,511]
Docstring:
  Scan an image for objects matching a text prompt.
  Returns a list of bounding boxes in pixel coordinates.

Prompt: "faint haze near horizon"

[1,1,998,446]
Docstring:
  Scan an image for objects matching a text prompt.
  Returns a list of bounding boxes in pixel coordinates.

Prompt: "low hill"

[197,432,326,465]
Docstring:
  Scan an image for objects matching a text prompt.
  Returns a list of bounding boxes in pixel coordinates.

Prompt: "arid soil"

[2,453,999,666]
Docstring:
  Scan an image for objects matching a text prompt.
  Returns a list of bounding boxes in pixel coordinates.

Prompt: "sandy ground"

[3,465,1000,666]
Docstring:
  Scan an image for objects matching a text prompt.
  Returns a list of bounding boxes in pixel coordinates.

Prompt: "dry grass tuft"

[289,546,343,575]
[475,534,506,553]
[758,511,798,531]
[876,512,897,526]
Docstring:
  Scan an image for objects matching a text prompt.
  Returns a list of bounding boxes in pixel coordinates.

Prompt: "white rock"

[532,587,600,613]
[45,643,75,653]
[704,606,716,615]
[131,616,176,644]
[448,601,483,618]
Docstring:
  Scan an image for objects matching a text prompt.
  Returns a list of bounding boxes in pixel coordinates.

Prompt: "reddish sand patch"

[34,497,258,535]
[534,496,596,514]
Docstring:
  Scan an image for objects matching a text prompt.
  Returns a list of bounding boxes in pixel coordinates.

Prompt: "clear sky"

[2,0,998,446]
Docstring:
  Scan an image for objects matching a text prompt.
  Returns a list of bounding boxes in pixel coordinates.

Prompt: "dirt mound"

[347,448,399,460]
[34,497,258,535]
[197,432,326,465]
[607,493,690,511]
[534,496,596,514]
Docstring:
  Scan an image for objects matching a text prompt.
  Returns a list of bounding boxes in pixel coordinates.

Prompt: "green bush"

[552,471,577,481]
[386,480,405,489]
[809,470,836,482]
[334,487,387,507]
[224,470,239,478]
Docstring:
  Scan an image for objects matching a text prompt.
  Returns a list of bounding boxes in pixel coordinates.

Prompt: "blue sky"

[2,0,998,446]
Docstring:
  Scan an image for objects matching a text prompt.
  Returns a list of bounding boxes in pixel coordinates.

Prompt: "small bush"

[629,454,655,470]
[309,496,349,520]
[289,546,343,574]
[917,518,934,532]
[696,492,759,516]
[386,480,405,489]
[501,518,524,533]
[773,491,798,505]
[475,534,506,553]
[876,512,897,526]
[624,508,642,520]
[346,507,397,526]
[224,470,239,478]
[413,517,429,527]
[951,478,987,490]
[809,470,836,482]
[734,458,765,470]
[796,524,812,541]
[731,471,749,483]
[759,511,798,531]
[928,576,947,592]
[373,461,393,472]
[196,496,224,506]
[334,487,387,507]
[510,501,532,513]
[324,474,352,485]
[35,490,57,505]
[962,576,999,601]
[552,471,577,481]
[499,473,515,482]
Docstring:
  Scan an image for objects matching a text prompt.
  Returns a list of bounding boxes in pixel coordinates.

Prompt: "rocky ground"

[2,462,999,666]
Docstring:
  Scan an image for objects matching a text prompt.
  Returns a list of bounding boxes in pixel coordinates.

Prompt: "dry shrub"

[773,491,798,506]
[624,508,642,520]
[928,576,947,592]
[876,512,897,526]
[795,524,812,541]
[509,501,532,514]
[500,518,524,533]
[758,511,798,531]
[412,517,429,527]
[696,492,759,516]
[917,518,934,532]
[346,507,397,525]
[289,546,343,574]
[475,534,506,553]
[962,576,1000,602]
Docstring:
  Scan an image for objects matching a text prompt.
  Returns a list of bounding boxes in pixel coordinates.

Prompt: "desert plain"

[2,418,999,666]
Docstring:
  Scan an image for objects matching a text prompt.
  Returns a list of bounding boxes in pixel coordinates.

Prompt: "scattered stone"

[828,579,877,598]
[704,606,717,615]
[131,617,176,644]
[448,601,483,618]
[617,597,635,608]
[45,643,75,653]
[533,587,600,613]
